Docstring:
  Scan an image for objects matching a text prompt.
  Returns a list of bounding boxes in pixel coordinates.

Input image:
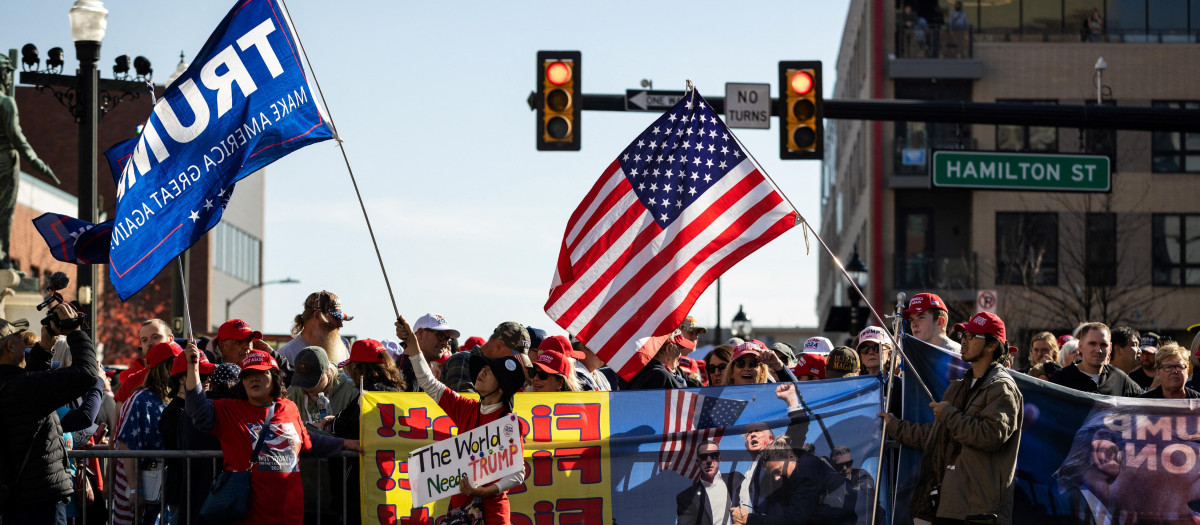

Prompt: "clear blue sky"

[10,0,851,342]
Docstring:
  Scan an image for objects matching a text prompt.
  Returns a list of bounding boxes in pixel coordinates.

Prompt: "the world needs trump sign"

[932,150,1110,192]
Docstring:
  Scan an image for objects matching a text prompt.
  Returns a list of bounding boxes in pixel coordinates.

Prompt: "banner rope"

[276,0,401,320]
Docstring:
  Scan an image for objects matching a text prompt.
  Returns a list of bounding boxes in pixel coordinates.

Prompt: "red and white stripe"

[111,391,139,525]
[545,157,797,380]
[659,390,721,480]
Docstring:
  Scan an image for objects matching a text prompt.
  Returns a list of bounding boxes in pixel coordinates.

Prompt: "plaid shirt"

[439,348,481,393]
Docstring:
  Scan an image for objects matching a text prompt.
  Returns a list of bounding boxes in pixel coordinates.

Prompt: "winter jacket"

[1050,363,1143,397]
[886,362,1023,525]
[0,330,98,508]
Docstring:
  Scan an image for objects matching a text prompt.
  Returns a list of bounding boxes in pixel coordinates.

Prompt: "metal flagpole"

[176,257,194,341]
[869,292,906,525]
[276,0,401,320]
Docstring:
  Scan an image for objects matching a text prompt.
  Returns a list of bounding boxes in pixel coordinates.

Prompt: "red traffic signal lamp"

[779,61,823,160]
[537,51,581,151]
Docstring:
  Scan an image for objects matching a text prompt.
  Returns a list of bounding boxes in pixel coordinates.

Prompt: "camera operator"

[0,303,99,523]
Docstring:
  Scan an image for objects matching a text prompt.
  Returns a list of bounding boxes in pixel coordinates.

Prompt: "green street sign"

[932,151,1110,192]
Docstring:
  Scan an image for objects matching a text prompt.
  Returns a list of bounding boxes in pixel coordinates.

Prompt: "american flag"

[544,89,798,380]
[659,390,748,480]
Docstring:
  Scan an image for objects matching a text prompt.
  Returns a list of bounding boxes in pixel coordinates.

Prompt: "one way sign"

[625,90,686,111]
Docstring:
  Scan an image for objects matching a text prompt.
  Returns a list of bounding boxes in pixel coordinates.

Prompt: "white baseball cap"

[802,337,834,355]
[413,313,461,339]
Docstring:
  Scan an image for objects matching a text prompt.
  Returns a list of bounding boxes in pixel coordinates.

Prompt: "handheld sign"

[408,413,524,507]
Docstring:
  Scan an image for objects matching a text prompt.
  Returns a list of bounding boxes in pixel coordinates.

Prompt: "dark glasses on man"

[697,452,720,461]
[834,460,853,470]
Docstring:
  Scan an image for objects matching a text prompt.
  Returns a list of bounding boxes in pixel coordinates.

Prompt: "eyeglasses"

[733,359,760,369]
[424,330,451,343]
[858,344,880,355]
[1160,364,1185,373]
[697,452,720,461]
[833,460,853,470]
[961,332,982,341]
[706,363,728,374]
[533,370,556,380]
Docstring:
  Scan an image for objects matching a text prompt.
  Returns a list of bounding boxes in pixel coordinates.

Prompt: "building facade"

[818,0,1200,348]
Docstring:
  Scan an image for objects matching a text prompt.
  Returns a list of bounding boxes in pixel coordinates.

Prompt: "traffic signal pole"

[551,95,1200,133]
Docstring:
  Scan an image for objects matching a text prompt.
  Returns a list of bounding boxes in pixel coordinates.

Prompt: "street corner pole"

[76,39,100,340]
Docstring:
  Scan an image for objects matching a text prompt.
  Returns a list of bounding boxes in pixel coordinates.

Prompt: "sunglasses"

[706,363,728,374]
[734,359,760,369]
[858,344,880,355]
[834,460,853,470]
[533,370,558,380]
[697,452,720,461]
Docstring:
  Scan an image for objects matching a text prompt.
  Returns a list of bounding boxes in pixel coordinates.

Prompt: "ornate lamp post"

[845,247,869,336]
[730,304,752,340]
[20,0,149,338]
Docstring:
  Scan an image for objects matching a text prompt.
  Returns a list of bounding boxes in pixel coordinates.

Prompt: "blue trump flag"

[108,0,331,299]
[32,213,113,265]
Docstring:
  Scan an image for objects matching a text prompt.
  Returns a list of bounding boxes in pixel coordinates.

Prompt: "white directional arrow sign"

[625,90,687,111]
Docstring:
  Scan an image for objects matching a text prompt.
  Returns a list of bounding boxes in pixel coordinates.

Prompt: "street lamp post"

[70,0,106,339]
[845,247,869,336]
[225,278,299,322]
[730,304,752,340]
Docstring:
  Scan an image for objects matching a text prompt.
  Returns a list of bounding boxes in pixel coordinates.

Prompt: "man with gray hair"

[0,55,57,268]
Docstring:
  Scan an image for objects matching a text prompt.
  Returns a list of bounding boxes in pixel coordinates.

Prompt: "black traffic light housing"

[536,51,581,151]
[778,61,823,160]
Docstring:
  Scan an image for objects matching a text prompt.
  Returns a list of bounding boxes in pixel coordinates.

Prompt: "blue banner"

[898,335,1200,524]
[108,0,331,299]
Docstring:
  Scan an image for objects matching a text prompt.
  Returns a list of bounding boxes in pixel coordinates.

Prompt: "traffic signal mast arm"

[529,94,1200,133]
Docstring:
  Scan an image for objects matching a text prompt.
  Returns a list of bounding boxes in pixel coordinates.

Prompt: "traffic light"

[779,61,823,160]
[536,51,581,151]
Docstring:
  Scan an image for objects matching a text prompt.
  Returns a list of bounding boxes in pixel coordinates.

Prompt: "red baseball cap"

[539,335,585,359]
[460,336,486,353]
[953,312,1007,343]
[904,292,948,318]
[240,350,279,372]
[669,333,696,351]
[146,342,183,368]
[731,340,766,362]
[217,319,261,343]
[679,356,701,374]
[339,338,388,367]
[1057,334,1074,348]
[172,349,215,377]
[533,349,572,376]
[794,353,827,379]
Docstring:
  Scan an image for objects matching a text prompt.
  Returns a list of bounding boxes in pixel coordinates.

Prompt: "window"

[1152,214,1200,286]
[996,100,1058,152]
[1086,213,1116,286]
[996,212,1058,285]
[1152,101,1200,173]
[214,222,262,284]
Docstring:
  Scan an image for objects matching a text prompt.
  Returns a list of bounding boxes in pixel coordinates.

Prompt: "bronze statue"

[0,54,57,269]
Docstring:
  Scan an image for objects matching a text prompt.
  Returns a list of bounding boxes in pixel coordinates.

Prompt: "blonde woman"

[721,341,772,385]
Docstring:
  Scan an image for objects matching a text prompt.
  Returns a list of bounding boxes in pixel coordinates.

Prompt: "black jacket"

[627,359,684,390]
[677,471,745,525]
[0,330,98,508]
[1139,385,1200,399]
[1050,363,1143,397]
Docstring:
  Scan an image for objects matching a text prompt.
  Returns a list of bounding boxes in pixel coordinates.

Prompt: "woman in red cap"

[183,346,360,525]
[530,336,581,392]
[396,315,527,525]
[112,341,181,525]
[721,340,773,385]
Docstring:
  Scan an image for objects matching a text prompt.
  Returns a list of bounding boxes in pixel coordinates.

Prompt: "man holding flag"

[544,87,799,381]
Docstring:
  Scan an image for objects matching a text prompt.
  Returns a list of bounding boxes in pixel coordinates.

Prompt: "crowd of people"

[1,286,1197,525]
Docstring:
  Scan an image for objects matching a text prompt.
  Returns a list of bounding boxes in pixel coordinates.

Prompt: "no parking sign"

[976,289,998,313]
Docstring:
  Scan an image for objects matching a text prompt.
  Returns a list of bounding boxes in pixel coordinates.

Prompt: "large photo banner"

[899,335,1200,524]
[362,378,885,525]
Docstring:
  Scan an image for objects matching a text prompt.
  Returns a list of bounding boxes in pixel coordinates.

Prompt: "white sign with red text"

[407,413,524,507]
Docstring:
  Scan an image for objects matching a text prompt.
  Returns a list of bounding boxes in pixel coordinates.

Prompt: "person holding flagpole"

[879,312,1023,525]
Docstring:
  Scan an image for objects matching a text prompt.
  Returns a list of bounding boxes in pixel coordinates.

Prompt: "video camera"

[36,271,88,333]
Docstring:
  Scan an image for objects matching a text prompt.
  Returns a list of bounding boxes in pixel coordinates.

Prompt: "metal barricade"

[67,448,360,525]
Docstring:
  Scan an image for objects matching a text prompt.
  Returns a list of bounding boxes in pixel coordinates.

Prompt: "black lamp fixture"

[731,304,752,339]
